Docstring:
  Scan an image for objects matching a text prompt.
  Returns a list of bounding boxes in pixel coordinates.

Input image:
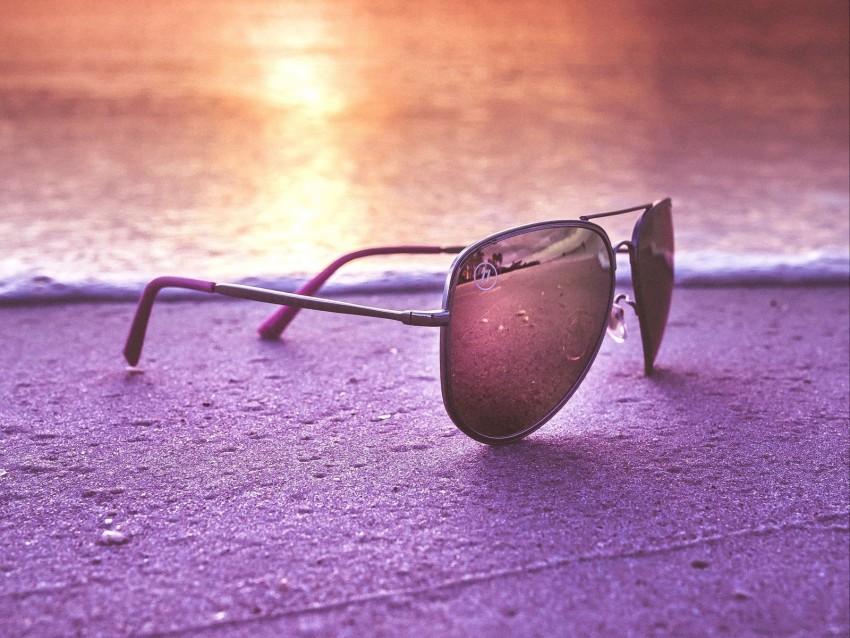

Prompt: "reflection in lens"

[632,199,674,374]
[445,225,613,440]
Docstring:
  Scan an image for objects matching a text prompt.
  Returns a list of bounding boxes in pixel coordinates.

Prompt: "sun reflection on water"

[262,56,346,116]
[0,1,846,286]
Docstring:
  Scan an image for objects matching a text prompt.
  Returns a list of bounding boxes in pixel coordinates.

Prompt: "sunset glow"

[0,1,846,287]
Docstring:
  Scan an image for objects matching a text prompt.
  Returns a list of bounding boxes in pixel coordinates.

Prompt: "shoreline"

[1,274,849,308]
[1,285,847,636]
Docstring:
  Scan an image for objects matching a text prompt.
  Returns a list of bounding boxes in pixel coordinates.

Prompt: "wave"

[0,249,847,304]
[672,248,849,286]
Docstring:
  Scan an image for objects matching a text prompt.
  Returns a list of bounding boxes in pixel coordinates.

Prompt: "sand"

[0,286,848,636]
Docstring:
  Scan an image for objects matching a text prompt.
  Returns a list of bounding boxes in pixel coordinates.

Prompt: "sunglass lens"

[444,225,614,441]
[632,200,674,374]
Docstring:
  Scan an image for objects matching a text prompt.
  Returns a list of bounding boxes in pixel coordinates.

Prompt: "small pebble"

[97,529,131,546]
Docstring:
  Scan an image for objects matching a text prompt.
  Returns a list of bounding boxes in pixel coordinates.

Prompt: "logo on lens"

[473,261,498,291]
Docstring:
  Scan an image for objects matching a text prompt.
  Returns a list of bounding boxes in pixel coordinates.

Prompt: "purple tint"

[442,224,615,441]
[631,199,675,375]
[257,246,459,339]
[123,276,216,366]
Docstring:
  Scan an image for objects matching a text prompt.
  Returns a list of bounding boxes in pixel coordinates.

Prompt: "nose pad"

[606,301,628,343]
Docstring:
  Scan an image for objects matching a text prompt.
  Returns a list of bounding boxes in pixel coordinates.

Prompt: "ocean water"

[1,0,848,302]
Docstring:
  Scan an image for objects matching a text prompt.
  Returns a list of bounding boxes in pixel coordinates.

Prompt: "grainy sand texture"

[1,286,848,636]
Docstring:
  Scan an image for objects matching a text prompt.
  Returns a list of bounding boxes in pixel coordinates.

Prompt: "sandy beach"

[1,1,847,635]
[0,285,847,636]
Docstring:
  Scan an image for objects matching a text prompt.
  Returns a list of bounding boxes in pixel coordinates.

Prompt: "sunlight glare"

[263,55,346,116]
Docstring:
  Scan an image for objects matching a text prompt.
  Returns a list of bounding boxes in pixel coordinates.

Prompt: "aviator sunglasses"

[124,198,674,444]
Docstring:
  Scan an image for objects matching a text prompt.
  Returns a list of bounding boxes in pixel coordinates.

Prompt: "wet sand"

[0,286,847,636]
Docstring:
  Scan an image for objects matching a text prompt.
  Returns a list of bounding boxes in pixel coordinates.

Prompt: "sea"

[1,0,848,303]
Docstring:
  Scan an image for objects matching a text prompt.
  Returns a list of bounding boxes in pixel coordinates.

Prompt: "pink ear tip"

[257,321,281,340]
[122,276,216,365]
[123,330,144,366]
[123,347,139,366]
[256,307,297,339]
[255,246,452,337]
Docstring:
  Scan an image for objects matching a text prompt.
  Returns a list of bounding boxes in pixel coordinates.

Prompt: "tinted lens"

[443,225,614,441]
[632,199,674,374]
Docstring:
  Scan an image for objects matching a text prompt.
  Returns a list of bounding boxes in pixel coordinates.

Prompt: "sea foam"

[0,249,846,304]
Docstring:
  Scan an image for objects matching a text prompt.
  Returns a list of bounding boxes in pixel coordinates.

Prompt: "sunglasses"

[124,198,674,444]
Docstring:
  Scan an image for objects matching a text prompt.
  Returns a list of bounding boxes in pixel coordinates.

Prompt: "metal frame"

[580,203,653,221]
[215,283,450,326]
[438,220,618,444]
[256,245,464,339]
[123,276,450,366]
[122,199,672,445]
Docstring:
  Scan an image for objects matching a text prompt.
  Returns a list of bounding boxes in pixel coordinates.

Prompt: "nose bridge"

[614,240,635,256]
[607,242,639,344]
[606,293,637,343]
[614,240,636,281]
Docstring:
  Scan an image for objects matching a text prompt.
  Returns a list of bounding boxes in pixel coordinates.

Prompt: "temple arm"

[123,277,216,366]
[123,276,450,366]
[579,203,652,221]
[257,245,463,339]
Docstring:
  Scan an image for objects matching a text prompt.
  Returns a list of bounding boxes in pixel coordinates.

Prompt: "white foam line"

[0,250,847,303]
